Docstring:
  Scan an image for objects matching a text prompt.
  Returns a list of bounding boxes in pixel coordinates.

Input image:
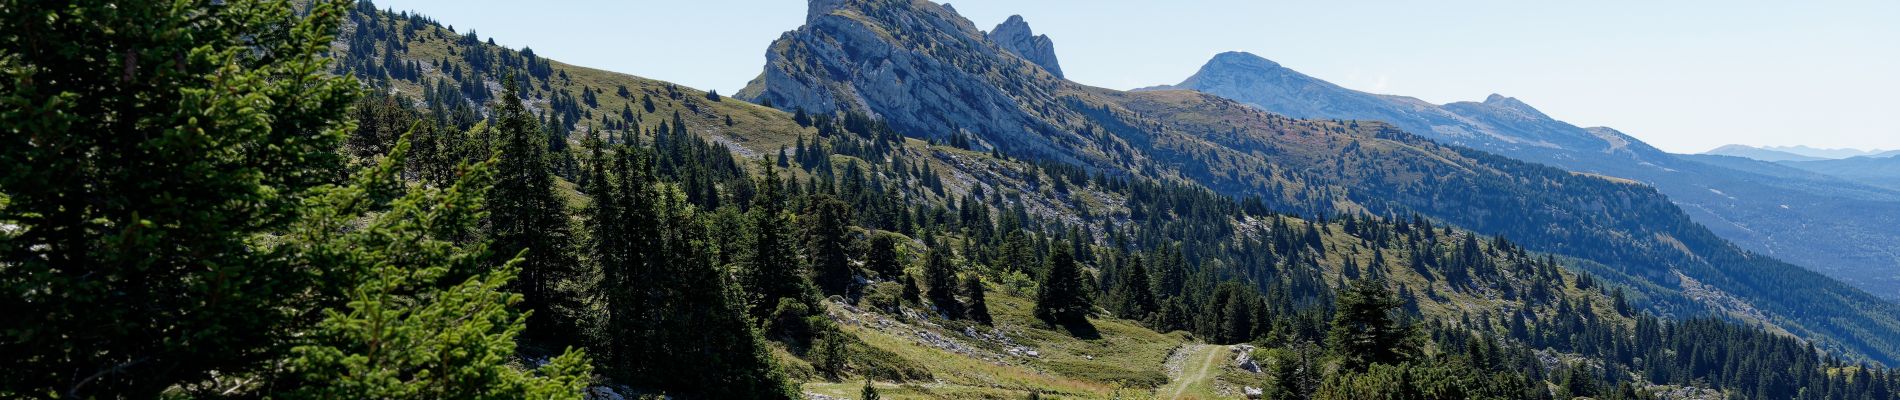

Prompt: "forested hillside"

[4,1,1898,399]
[737,0,1900,367]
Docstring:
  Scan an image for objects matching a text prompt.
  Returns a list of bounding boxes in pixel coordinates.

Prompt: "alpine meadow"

[4,1,1898,399]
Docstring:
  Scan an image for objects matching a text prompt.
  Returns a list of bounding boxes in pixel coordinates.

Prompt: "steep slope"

[1162,51,1900,300]
[1703,144,1827,162]
[736,0,1900,364]
[329,2,1900,397]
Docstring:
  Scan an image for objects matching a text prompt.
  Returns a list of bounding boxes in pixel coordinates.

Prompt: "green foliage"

[963,274,993,325]
[0,0,358,396]
[865,233,904,279]
[740,163,817,322]
[485,77,580,342]
[811,331,850,380]
[1327,278,1419,371]
[1034,247,1091,326]
[804,195,857,297]
[860,379,880,400]
[923,245,962,318]
[276,137,592,399]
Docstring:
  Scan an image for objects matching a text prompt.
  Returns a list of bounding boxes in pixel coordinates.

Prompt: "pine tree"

[866,234,904,279]
[1326,278,1418,371]
[739,162,816,321]
[1110,255,1159,322]
[1036,247,1092,325]
[861,379,882,400]
[487,74,579,341]
[0,0,358,396]
[964,274,993,325]
[923,245,962,317]
[804,195,857,297]
[645,189,797,398]
[901,274,923,304]
[278,134,592,399]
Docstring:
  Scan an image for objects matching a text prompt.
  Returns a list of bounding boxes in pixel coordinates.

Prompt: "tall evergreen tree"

[1110,255,1159,322]
[0,0,357,396]
[922,245,962,317]
[277,135,592,399]
[964,274,993,325]
[486,74,578,340]
[1326,278,1419,371]
[644,189,797,398]
[1035,247,1092,325]
[738,162,816,321]
[865,234,904,279]
[804,195,857,297]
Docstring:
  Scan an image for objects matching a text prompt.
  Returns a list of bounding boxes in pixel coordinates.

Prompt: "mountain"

[728,0,1900,366]
[1158,50,1900,301]
[988,15,1064,79]
[1780,156,1900,191]
[1703,144,1827,162]
[328,4,1900,395]
[1764,145,1890,159]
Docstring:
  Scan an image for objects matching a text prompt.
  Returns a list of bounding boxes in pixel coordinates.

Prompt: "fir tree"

[964,274,993,325]
[1035,247,1092,325]
[861,379,881,400]
[0,0,358,396]
[487,74,579,341]
[1110,255,1159,322]
[804,195,857,297]
[1326,278,1419,371]
[739,162,816,321]
[866,234,904,279]
[278,134,592,399]
[923,245,962,317]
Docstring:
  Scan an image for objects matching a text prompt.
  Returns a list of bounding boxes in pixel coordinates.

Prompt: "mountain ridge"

[1165,50,1900,301]
[728,0,1900,365]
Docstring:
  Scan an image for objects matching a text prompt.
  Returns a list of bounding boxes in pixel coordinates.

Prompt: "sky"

[371,0,1900,153]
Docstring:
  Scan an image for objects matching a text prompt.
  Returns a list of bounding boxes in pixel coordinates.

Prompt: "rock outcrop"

[987,15,1064,78]
[738,0,1091,165]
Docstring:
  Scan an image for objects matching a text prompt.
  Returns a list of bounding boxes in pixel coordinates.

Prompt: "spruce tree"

[1111,255,1159,322]
[923,245,962,317]
[1035,247,1092,325]
[861,379,882,400]
[1326,278,1418,371]
[0,0,357,396]
[278,135,592,399]
[804,195,857,297]
[739,162,816,321]
[646,189,797,398]
[964,274,993,325]
[487,74,579,341]
[866,233,904,279]
[901,274,923,304]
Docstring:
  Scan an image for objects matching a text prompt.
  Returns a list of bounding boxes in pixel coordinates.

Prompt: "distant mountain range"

[1703,144,1827,162]
[1705,144,1894,162]
[1143,51,1900,301]
[1762,145,1892,159]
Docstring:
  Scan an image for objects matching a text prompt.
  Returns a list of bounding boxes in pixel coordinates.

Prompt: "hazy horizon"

[367,0,1900,154]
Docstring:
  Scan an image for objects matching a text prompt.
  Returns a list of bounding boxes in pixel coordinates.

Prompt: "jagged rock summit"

[988,15,1064,78]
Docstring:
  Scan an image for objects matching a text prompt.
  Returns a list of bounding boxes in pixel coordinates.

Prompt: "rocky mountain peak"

[987,15,1064,78]
[1206,51,1282,70]
[1479,93,1550,119]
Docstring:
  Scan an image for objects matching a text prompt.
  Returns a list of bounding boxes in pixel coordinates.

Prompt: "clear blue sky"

[371,0,1900,153]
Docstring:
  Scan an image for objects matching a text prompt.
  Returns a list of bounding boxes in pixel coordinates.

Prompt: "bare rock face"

[987,15,1064,79]
[737,0,1086,165]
